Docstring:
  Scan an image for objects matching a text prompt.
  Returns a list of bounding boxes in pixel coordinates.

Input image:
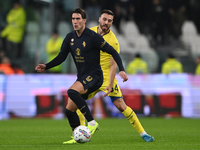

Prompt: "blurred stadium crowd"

[0,0,200,74]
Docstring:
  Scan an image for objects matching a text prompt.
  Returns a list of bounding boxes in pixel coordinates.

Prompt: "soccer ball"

[73,125,91,143]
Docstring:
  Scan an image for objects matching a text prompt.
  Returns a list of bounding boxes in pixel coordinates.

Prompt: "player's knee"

[113,98,127,112]
[66,89,79,111]
[67,89,79,99]
[116,105,126,112]
[65,108,71,116]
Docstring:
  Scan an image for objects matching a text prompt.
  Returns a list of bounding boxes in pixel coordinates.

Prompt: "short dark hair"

[135,53,141,58]
[72,8,86,19]
[52,29,58,35]
[168,53,175,58]
[13,0,20,4]
[101,9,114,18]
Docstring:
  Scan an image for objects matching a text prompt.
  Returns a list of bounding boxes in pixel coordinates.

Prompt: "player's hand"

[103,85,112,97]
[35,64,46,72]
[119,71,128,82]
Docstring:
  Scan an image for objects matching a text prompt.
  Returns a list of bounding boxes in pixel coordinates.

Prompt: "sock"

[88,120,96,126]
[67,89,94,122]
[76,109,86,126]
[122,106,145,134]
[65,108,80,131]
[140,131,147,136]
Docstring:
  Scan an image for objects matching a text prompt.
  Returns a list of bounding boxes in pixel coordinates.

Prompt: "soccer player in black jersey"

[75,9,154,143]
[35,8,128,143]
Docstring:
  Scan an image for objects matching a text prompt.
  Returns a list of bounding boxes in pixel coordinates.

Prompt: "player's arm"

[103,44,127,82]
[35,52,67,72]
[103,58,117,97]
[45,36,70,70]
[36,36,70,72]
[109,57,117,87]
[93,34,128,82]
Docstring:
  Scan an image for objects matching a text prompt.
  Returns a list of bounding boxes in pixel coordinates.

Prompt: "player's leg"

[67,82,95,125]
[65,101,80,131]
[109,81,154,142]
[67,81,99,134]
[112,98,144,132]
[64,97,96,145]
[63,99,79,144]
[112,98,154,142]
[75,90,99,126]
[64,74,103,144]
[63,82,98,145]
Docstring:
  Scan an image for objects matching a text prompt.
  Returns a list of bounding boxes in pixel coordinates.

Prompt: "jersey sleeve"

[111,37,120,54]
[45,35,70,70]
[92,33,125,71]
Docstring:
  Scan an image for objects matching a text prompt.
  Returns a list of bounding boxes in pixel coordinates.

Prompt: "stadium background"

[0,0,200,119]
[0,74,200,119]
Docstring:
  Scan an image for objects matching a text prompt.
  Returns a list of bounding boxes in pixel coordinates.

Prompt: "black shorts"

[77,73,103,100]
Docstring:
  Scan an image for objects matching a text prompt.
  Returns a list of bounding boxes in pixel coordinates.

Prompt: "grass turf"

[0,117,200,150]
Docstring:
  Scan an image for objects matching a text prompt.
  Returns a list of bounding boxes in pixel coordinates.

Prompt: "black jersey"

[45,28,124,78]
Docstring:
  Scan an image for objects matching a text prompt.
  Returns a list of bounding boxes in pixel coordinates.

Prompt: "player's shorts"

[87,77,123,102]
[77,73,103,100]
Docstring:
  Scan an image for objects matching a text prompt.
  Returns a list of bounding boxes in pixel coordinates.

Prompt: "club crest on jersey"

[82,41,86,47]
[76,48,81,56]
[70,38,74,45]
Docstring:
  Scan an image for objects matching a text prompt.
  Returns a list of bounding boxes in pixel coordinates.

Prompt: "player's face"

[99,13,113,32]
[197,58,200,64]
[72,13,86,31]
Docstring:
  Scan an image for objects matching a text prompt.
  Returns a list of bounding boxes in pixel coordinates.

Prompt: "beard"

[100,24,110,32]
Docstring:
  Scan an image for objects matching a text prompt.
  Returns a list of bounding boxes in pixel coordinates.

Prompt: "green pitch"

[0,117,200,150]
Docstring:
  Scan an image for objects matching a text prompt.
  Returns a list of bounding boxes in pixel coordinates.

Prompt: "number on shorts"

[111,84,119,92]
